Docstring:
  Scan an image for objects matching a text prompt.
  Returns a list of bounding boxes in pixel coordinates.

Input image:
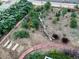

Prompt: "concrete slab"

[12,43,19,51]
[3,40,10,47]
[6,41,13,49]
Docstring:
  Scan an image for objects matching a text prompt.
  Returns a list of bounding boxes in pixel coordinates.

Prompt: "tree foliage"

[70,18,77,28]
[44,2,51,10]
[75,5,79,9]
[62,8,68,16]
[71,12,77,17]
[27,10,40,29]
[0,0,33,37]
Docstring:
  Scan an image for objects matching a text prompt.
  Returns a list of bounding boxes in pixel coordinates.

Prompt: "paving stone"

[12,43,19,51]
[3,40,10,47]
[6,41,13,49]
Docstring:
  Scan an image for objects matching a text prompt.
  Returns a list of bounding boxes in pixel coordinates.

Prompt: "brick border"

[19,42,75,59]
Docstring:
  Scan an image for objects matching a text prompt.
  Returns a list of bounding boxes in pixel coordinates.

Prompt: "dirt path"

[19,42,75,59]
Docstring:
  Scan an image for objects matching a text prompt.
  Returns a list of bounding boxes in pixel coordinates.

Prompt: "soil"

[0,7,79,59]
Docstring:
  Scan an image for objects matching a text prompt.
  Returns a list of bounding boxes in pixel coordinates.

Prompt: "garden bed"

[24,49,74,59]
[1,2,79,59]
[41,7,79,47]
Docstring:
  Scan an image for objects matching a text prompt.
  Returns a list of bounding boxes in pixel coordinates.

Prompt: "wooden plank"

[3,40,10,47]
[12,43,19,51]
[6,41,13,49]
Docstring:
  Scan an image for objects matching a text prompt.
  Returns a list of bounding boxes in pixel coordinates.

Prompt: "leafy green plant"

[13,29,30,39]
[62,8,68,16]
[71,12,77,17]
[25,50,73,59]
[34,6,44,12]
[70,17,77,28]
[0,0,33,37]
[28,10,40,30]
[44,2,51,10]
[32,19,39,29]
[26,52,44,59]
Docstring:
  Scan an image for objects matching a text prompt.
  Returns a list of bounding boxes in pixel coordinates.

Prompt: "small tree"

[62,8,68,16]
[70,18,77,28]
[71,12,77,17]
[44,2,51,10]
[32,19,39,29]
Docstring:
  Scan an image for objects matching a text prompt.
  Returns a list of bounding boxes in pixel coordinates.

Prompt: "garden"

[39,2,79,46]
[24,50,73,59]
[0,1,79,59]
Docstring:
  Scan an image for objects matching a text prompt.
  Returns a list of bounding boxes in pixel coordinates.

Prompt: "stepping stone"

[6,41,13,49]
[3,40,10,47]
[12,43,19,51]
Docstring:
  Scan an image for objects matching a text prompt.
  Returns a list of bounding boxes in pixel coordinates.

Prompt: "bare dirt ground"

[0,7,79,59]
[0,46,12,59]
[0,24,50,59]
[43,8,79,47]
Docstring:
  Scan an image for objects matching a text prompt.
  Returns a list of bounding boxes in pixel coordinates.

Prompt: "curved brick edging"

[19,42,75,59]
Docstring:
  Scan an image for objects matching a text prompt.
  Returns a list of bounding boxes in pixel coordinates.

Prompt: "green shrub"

[32,19,39,29]
[62,8,68,16]
[26,52,44,59]
[25,50,73,59]
[34,6,44,12]
[70,18,77,28]
[46,50,72,59]
[71,12,77,17]
[21,20,28,29]
[13,29,29,39]
[28,10,40,29]
[44,2,51,10]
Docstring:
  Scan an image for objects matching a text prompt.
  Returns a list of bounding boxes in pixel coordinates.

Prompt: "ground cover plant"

[13,29,29,39]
